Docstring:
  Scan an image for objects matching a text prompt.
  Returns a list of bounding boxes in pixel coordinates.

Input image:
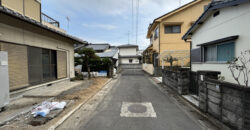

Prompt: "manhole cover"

[128,104,147,113]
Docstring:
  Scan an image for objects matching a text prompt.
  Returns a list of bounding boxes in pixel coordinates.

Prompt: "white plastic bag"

[31,101,66,117]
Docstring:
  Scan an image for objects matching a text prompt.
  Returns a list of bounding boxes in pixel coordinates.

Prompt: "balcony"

[41,13,60,28]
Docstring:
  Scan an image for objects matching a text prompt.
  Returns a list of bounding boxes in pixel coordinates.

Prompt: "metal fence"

[41,13,60,27]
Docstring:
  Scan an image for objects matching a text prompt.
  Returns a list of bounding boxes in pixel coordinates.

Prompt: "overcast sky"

[42,0,192,50]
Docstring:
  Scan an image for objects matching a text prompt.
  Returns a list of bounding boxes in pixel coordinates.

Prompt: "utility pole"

[131,0,134,44]
[135,0,139,45]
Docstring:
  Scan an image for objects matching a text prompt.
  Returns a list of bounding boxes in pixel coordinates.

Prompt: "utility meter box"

[0,51,9,110]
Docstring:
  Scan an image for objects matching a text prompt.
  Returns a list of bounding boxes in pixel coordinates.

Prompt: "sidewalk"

[0,79,90,126]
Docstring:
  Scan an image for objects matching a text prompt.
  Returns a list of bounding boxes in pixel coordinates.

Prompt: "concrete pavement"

[77,69,212,130]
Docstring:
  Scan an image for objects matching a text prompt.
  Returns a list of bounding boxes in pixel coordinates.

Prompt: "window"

[204,42,235,62]
[42,49,57,81]
[150,35,153,44]
[28,47,57,85]
[129,59,133,63]
[165,25,181,33]
[154,27,159,40]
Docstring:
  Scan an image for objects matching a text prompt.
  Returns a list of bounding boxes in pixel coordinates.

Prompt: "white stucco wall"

[0,23,75,78]
[120,58,139,64]
[191,3,250,84]
[142,64,154,75]
[119,48,137,56]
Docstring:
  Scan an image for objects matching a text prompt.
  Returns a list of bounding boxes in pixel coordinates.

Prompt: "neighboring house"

[0,0,86,91]
[183,0,250,84]
[74,44,119,73]
[118,44,141,64]
[144,0,211,67]
[96,46,119,68]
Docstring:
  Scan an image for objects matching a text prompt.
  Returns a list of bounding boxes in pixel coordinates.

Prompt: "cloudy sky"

[42,0,192,50]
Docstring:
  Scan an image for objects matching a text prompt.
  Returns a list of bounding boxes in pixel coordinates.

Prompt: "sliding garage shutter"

[1,43,29,90]
[57,51,67,79]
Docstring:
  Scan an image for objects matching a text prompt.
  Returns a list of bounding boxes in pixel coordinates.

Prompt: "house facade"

[145,0,211,67]
[0,0,86,91]
[118,44,140,64]
[183,0,250,84]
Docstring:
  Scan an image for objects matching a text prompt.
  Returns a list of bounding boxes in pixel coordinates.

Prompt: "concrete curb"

[47,78,113,130]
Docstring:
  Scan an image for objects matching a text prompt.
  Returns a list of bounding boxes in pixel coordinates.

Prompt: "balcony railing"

[41,13,60,28]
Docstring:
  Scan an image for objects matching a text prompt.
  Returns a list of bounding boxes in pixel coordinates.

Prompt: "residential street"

[71,68,213,130]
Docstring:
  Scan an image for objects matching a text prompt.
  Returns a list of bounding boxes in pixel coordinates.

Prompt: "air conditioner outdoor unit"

[0,51,9,111]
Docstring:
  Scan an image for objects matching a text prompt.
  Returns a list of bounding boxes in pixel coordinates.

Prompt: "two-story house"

[0,0,86,91]
[183,0,250,85]
[118,44,141,65]
[145,0,211,68]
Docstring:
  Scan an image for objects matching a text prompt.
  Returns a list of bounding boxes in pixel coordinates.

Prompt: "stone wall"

[199,75,250,130]
[162,68,190,95]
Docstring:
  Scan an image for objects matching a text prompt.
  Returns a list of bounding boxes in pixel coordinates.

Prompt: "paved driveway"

[80,69,203,130]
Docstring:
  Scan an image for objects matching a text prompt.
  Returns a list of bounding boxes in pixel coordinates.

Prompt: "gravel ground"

[0,77,109,130]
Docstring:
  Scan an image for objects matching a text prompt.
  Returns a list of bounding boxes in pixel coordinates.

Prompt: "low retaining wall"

[199,76,250,130]
[119,64,142,69]
[142,64,154,75]
[162,68,190,95]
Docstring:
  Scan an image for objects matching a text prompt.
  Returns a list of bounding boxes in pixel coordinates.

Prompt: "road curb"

[47,78,113,130]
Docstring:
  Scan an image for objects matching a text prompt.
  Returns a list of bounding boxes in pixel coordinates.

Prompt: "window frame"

[129,59,133,63]
[164,25,181,34]
[154,27,159,40]
[202,40,235,64]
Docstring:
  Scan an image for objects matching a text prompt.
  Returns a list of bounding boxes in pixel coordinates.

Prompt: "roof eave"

[0,6,87,44]
[183,0,250,40]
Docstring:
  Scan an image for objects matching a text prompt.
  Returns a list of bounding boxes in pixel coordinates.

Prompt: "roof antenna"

[66,16,71,33]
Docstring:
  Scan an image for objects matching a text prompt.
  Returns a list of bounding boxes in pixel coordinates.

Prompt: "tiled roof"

[0,6,87,44]
[86,44,110,51]
[96,47,118,58]
[118,44,138,48]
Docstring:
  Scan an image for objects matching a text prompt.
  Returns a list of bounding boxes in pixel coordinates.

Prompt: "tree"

[164,56,178,68]
[76,48,99,79]
[228,50,250,87]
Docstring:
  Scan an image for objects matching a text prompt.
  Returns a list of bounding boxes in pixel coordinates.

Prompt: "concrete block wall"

[162,68,190,95]
[198,77,250,130]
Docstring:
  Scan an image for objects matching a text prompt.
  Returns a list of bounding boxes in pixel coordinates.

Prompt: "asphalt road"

[79,69,205,130]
